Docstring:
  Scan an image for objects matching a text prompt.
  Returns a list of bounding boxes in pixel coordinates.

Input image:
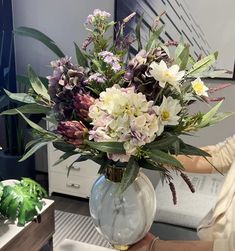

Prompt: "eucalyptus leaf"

[118,157,140,194]
[135,13,144,51]
[28,65,50,101]
[199,100,223,128]
[1,103,50,115]
[16,109,56,137]
[74,42,88,67]
[145,135,179,150]
[145,25,164,51]
[19,141,49,162]
[85,140,125,153]
[148,149,184,169]
[53,141,76,152]
[15,27,65,58]
[188,52,218,76]
[4,89,35,104]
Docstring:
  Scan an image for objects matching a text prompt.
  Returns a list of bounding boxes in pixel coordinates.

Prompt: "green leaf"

[74,42,88,67]
[53,141,76,152]
[16,109,52,134]
[15,27,65,58]
[1,103,50,115]
[135,13,144,51]
[20,178,47,199]
[85,140,125,153]
[188,52,218,76]
[28,65,51,101]
[145,135,179,150]
[199,100,223,128]
[179,143,211,157]
[0,184,43,225]
[17,75,48,87]
[207,111,234,126]
[139,158,168,172]
[118,157,140,194]
[53,152,78,166]
[175,42,185,60]
[178,45,189,70]
[148,149,184,169]
[145,25,164,51]
[4,89,35,104]
[19,141,49,162]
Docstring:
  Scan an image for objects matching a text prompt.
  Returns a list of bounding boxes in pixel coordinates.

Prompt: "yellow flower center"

[161,110,170,121]
[193,82,204,93]
[164,71,172,78]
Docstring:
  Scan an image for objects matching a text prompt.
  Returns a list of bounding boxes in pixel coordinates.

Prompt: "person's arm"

[176,134,235,174]
[128,233,213,251]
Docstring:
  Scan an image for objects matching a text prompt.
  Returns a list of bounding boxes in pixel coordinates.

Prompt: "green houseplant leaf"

[14,27,65,58]
[0,179,46,226]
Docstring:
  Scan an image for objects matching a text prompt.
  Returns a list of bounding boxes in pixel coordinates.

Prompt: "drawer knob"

[66,182,80,189]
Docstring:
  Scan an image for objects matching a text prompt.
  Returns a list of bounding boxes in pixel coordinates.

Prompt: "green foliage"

[14,27,65,58]
[84,140,125,154]
[0,178,47,226]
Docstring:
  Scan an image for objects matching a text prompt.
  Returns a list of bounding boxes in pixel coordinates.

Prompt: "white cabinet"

[47,143,100,198]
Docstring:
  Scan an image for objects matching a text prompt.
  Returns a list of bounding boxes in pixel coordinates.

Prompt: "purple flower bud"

[57,121,88,147]
[74,93,95,121]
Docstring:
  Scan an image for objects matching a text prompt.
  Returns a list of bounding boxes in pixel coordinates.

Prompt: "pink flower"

[57,121,88,147]
[74,94,95,121]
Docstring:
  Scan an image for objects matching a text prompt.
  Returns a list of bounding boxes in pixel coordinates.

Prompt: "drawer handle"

[66,182,80,189]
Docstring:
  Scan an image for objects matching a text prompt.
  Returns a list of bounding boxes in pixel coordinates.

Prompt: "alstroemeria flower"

[191,77,209,97]
[149,60,185,92]
[154,96,182,135]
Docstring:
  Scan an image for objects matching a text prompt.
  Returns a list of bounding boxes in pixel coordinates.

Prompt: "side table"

[0,199,55,251]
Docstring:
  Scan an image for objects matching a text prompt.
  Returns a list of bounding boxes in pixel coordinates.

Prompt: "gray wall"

[12,0,115,76]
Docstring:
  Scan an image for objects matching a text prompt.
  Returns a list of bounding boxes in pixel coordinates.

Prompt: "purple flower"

[57,121,88,147]
[85,9,111,25]
[87,73,107,84]
[98,51,121,72]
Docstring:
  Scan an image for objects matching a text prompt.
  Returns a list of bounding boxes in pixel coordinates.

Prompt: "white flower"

[88,85,161,161]
[155,96,182,135]
[149,60,185,92]
[191,78,209,97]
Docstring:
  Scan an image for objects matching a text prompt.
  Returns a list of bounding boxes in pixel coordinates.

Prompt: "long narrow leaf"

[15,27,65,58]
[28,65,51,101]
[85,140,125,153]
[118,157,140,194]
[135,13,144,51]
[74,42,88,67]
[146,135,179,150]
[1,103,50,115]
[4,89,35,104]
[16,109,56,137]
[188,52,218,76]
[148,149,184,169]
[19,141,49,162]
[145,25,164,51]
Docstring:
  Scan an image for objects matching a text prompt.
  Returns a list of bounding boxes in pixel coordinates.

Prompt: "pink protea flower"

[74,93,95,121]
[57,121,88,147]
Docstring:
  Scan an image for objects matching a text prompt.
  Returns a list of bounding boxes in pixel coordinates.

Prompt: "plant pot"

[0,150,35,180]
[89,167,157,250]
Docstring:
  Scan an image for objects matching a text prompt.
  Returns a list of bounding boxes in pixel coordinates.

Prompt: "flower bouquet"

[1,9,232,249]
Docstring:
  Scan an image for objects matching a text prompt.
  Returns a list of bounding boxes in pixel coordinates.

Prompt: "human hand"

[128,233,156,251]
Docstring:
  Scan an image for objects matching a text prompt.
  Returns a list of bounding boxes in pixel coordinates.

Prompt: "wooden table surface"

[0,199,55,251]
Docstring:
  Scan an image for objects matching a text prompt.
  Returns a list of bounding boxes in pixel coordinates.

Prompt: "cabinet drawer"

[49,172,98,198]
[50,159,99,178]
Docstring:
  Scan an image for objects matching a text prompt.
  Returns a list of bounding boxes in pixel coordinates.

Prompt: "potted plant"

[0,177,47,226]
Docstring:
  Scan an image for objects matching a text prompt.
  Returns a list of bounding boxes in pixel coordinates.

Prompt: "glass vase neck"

[105,165,125,183]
